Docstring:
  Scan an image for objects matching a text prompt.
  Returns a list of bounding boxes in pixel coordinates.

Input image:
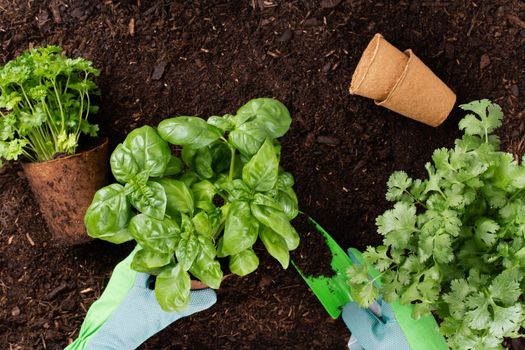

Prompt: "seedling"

[0,45,100,165]
[85,98,300,311]
[348,100,525,349]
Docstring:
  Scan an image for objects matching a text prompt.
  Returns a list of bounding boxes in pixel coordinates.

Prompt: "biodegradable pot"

[349,33,456,127]
[376,49,456,127]
[349,33,408,101]
[22,138,109,245]
[190,273,233,290]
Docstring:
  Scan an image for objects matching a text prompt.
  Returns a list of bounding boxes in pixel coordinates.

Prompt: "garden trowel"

[292,216,381,319]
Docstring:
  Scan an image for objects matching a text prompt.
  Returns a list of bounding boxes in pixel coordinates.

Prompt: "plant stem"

[229,147,236,181]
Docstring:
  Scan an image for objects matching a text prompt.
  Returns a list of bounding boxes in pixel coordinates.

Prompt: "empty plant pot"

[22,138,109,245]
[376,49,456,127]
[349,33,456,127]
[349,33,408,101]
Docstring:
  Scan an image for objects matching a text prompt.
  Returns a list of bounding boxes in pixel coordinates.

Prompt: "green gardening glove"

[65,246,217,349]
[343,248,448,350]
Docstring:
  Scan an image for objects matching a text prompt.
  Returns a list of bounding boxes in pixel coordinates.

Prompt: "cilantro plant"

[84,98,299,311]
[348,100,525,349]
[0,45,100,165]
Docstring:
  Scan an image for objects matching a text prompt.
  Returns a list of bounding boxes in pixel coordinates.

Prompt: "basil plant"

[85,98,299,311]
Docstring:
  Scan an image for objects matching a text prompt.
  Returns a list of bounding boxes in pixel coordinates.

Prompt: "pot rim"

[22,137,109,167]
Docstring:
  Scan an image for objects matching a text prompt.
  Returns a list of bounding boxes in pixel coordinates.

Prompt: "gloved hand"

[66,246,217,350]
[342,248,448,350]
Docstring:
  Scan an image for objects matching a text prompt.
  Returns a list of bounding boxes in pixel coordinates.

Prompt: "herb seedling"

[348,100,525,349]
[0,46,100,165]
[85,98,299,311]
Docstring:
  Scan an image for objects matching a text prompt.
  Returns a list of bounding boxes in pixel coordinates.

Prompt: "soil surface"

[1,0,525,349]
[291,214,336,278]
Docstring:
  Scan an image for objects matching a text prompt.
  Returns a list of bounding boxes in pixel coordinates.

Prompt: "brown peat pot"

[22,138,109,245]
[350,33,456,127]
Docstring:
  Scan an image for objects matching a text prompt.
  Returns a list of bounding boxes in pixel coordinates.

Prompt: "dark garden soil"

[291,214,336,278]
[1,1,524,349]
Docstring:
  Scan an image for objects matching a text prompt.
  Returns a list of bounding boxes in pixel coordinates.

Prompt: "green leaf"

[235,98,291,138]
[128,214,179,254]
[84,184,132,243]
[131,249,172,273]
[164,156,182,176]
[127,178,167,220]
[242,138,279,192]
[386,171,413,202]
[251,193,299,250]
[195,146,214,179]
[192,180,217,212]
[475,218,499,247]
[376,202,416,249]
[229,248,259,276]
[190,247,223,289]
[489,304,522,337]
[222,201,259,255]
[207,115,234,131]
[488,271,522,306]
[459,99,502,140]
[158,116,223,149]
[259,226,290,268]
[123,125,171,177]
[175,225,200,271]
[228,121,268,156]
[275,187,299,220]
[110,144,139,183]
[155,178,194,216]
[155,263,191,311]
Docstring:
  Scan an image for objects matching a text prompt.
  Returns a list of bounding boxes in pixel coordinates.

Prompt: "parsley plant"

[0,46,100,165]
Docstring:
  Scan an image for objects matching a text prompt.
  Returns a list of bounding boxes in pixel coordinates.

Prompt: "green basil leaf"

[84,184,132,243]
[259,226,290,268]
[207,115,234,131]
[181,147,197,168]
[128,214,179,254]
[192,180,216,212]
[236,98,291,138]
[176,230,200,271]
[155,263,191,311]
[276,187,299,220]
[223,201,259,255]
[192,211,214,238]
[127,180,167,220]
[277,171,295,188]
[228,121,267,156]
[179,171,200,188]
[123,125,171,177]
[131,249,172,273]
[242,139,279,192]
[155,178,194,216]
[210,142,232,173]
[158,116,223,149]
[251,193,299,250]
[216,237,227,258]
[190,237,222,289]
[218,179,252,202]
[229,248,259,276]
[110,144,139,183]
[195,146,214,179]
[164,156,182,176]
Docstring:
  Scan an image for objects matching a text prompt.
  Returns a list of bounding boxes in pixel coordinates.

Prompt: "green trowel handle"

[292,216,354,319]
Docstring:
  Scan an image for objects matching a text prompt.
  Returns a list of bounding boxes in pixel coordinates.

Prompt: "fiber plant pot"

[22,138,109,245]
[350,33,456,127]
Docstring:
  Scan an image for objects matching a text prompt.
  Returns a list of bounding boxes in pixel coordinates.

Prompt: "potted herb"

[0,45,106,245]
[348,100,525,349]
[85,98,299,310]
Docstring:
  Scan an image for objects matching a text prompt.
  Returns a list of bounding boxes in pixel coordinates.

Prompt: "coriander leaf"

[385,171,413,202]
[376,202,416,249]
